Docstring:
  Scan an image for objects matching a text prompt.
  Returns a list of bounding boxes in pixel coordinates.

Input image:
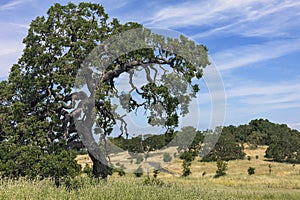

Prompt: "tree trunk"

[88,151,108,180]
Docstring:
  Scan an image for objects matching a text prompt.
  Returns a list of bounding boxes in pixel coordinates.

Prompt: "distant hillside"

[102,119,300,164]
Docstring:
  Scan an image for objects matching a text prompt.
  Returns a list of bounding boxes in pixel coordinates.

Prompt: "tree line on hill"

[108,119,300,164]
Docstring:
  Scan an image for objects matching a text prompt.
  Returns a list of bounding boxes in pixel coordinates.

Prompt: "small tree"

[248,167,255,175]
[163,152,172,163]
[134,165,143,177]
[214,159,228,178]
[180,151,195,177]
[182,160,192,177]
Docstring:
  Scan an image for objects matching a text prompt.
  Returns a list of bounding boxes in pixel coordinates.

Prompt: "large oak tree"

[0,2,209,181]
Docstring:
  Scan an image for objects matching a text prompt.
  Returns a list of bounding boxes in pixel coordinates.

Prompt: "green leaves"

[1,1,211,181]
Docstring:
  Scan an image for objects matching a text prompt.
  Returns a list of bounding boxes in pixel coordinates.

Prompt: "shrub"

[144,152,150,161]
[143,176,164,186]
[83,164,93,177]
[116,164,126,176]
[182,160,192,177]
[163,152,172,162]
[135,154,144,164]
[134,166,143,177]
[179,151,195,177]
[214,159,228,178]
[247,156,251,161]
[179,151,195,162]
[143,169,164,186]
[108,164,115,176]
[248,167,255,175]
[153,169,160,178]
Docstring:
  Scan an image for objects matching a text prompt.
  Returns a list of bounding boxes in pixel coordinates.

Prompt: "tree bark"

[88,151,108,180]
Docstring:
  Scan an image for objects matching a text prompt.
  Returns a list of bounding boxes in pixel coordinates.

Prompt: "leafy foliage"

[180,151,195,177]
[248,167,255,175]
[163,152,172,162]
[135,154,144,164]
[201,127,245,162]
[0,1,209,181]
[214,159,228,178]
[134,166,144,177]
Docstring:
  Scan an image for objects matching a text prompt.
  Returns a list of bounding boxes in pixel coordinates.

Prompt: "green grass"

[0,175,299,200]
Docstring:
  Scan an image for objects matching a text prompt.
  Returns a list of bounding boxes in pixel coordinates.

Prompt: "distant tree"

[143,134,166,151]
[135,154,144,164]
[172,126,200,152]
[180,151,195,177]
[247,167,255,175]
[265,129,300,164]
[247,156,251,161]
[163,152,172,162]
[201,129,245,162]
[180,150,195,162]
[182,160,192,177]
[214,159,228,178]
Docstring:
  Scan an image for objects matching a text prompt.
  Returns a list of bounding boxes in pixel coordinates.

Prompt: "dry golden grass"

[77,145,300,181]
[2,146,300,200]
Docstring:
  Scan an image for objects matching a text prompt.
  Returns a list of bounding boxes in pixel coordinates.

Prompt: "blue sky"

[1,0,300,131]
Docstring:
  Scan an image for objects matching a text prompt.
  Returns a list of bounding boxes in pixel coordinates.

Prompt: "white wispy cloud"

[0,0,32,11]
[211,38,300,71]
[224,78,300,114]
[145,0,300,38]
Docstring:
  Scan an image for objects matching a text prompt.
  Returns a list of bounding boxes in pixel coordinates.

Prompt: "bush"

[248,167,255,175]
[214,159,228,178]
[108,164,115,175]
[135,154,144,164]
[179,151,195,177]
[163,152,172,162]
[143,169,164,186]
[134,166,143,177]
[179,151,195,162]
[83,164,92,177]
[153,169,160,178]
[182,160,192,177]
[143,176,164,186]
[247,156,251,161]
[116,164,126,176]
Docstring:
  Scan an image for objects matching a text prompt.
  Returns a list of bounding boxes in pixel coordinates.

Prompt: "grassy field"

[1,146,300,199]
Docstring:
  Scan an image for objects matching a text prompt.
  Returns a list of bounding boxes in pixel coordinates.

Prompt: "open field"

[1,146,300,199]
[0,174,299,200]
